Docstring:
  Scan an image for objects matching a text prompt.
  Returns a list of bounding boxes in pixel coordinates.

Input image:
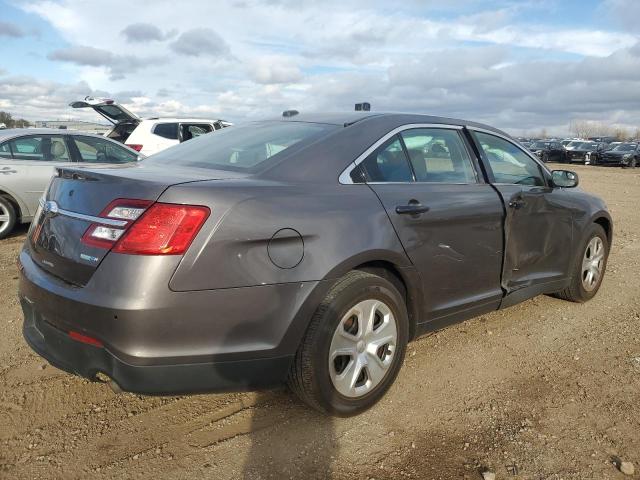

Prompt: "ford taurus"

[18,112,612,416]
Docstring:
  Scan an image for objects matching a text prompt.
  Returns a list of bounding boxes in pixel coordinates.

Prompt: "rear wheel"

[553,224,608,302]
[0,196,17,239]
[288,270,409,416]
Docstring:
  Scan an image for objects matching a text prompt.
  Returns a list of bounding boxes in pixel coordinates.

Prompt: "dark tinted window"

[400,128,476,183]
[359,136,413,182]
[148,121,337,172]
[475,132,545,186]
[72,136,138,164]
[153,123,179,139]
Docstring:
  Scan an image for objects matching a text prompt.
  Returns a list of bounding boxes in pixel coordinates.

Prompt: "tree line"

[0,111,32,128]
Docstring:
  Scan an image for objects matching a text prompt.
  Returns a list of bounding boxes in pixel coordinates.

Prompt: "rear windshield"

[147,121,337,172]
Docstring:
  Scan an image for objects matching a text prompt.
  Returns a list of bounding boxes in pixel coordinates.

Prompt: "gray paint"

[18,112,613,394]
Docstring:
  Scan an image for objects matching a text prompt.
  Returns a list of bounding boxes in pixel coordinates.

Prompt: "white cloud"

[3,0,640,134]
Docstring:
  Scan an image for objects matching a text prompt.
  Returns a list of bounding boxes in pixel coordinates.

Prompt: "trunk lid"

[70,97,141,126]
[27,163,243,286]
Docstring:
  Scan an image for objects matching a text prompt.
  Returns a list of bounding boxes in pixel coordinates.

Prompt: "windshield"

[567,141,582,148]
[612,143,637,152]
[147,121,338,172]
[531,142,550,149]
[578,142,598,150]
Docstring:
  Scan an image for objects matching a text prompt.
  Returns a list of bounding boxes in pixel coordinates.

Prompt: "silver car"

[0,129,143,238]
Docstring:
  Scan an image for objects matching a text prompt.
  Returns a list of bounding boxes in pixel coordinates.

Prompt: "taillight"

[81,198,152,249]
[113,204,210,255]
[126,144,143,152]
[81,199,210,256]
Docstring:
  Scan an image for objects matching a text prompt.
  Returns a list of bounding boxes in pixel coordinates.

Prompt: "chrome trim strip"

[338,123,464,184]
[38,198,128,227]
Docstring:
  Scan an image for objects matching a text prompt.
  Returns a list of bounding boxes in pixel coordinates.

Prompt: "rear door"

[470,129,573,293]
[355,126,505,322]
[0,135,75,217]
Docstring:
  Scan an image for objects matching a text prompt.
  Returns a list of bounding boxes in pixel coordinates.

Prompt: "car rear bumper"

[22,298,292,394]
[18,249,328,395]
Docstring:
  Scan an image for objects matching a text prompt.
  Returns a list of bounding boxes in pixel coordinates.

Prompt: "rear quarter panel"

[160,179,412,291]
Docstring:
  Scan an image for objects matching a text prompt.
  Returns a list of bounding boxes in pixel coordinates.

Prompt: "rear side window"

[400,128,476,183]
[475,131,545,186]
[180,123,213,142]
[147,122,337,172]
[358,136,413,182]
[153,123,179,140]
[72,136,138,164]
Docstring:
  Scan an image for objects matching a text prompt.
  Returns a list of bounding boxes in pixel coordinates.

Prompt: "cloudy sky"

[1,0,639,134]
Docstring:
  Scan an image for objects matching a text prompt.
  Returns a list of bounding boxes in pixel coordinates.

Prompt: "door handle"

[0,167,17,174]
[508,199,526,209]
[395,203,430,215]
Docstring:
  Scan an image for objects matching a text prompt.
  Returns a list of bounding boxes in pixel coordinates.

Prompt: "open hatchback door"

[70,97,141,143]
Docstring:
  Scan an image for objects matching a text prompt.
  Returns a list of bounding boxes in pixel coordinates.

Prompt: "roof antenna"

[355,102,371,111]
[282,110,299,118]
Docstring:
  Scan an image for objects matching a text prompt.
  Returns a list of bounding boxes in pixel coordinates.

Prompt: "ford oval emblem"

[43,200,59,217]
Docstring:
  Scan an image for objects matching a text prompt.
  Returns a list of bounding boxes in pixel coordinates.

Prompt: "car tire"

[0,196,17,240]
[553,224,608,303]
[288,270,409,416]
[631,157,638,168]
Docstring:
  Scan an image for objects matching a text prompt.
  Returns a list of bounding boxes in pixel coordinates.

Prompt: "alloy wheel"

[581,236,605,292]
[0,203,11,235]
[329,299,397,398]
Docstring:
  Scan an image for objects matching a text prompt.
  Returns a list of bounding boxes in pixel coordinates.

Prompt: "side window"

[400,128,477,183]
[49,136,71,161]
[180,123,213,142]
[153,123,179,140]
[72,136,138,164]
[8,136,70,161]
[0,142,11,159]
[8,136,45,160]
[358,136,413,183]
[474,132,545,186]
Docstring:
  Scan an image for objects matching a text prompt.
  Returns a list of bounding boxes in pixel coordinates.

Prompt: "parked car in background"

[0,128,143,238]
[70,97,232,156]
[566,141,606,164]
[19,112,611,416]
[597,142,639,167]
[529,140,566,162]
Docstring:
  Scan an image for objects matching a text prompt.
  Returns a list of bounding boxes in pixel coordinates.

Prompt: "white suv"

[70,97,232,156]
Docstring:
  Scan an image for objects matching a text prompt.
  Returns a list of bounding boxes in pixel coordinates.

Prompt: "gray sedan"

[18,113,611,416]
[0,129,143,238]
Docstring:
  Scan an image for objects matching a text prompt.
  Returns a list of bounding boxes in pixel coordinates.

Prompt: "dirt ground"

[0,164,638,480]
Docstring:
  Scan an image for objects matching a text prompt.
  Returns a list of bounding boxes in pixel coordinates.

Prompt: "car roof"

[0,128,116,141]
[142,118,228,123]
[271,111,507,135]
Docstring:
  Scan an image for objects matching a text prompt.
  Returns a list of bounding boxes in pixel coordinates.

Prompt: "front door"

[471,130,574,293]
[358,127,505,321]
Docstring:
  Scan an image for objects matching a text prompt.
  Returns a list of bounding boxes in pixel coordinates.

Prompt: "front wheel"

[553,224,608,302]
[288,270,409,416]
[0,196,17,240]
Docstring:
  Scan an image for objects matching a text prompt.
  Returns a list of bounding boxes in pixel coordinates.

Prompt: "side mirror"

[552,170,579,188]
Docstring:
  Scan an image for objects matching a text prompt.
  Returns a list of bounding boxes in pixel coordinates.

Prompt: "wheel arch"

[592,213,613,246]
